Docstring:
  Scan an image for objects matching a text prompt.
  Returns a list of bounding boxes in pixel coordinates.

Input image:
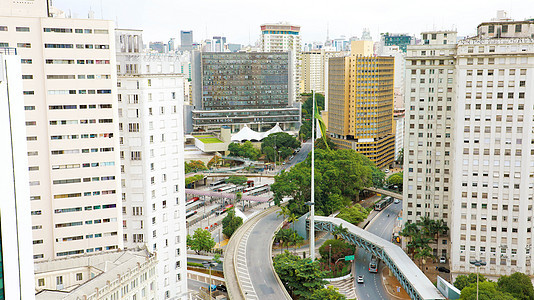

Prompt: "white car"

[394,199,400,204]
[357,275,364,284]
[384,169,390,173]
[439,256,447,264]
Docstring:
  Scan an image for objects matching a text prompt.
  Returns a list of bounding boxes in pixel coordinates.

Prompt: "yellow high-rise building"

[327,48,395,169]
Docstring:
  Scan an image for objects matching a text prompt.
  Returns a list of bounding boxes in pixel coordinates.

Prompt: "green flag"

[314,96,330,151]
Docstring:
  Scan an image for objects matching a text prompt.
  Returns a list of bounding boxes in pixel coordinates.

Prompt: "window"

[17,43,31,48]
[131,151,142,161]
[44,43,73,49]
[16,27,30,32]
[515,24,522,33]
[56,276,63,285]
[38,278,45,286]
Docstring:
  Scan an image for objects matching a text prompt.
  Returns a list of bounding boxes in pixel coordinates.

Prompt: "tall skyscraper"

[301,49,347,94]
[0,50,36,300]
[180,30,193,51]
[327,43,395,168]
[0,0,122,261]
[116,29,188,299]
[191,51,301,132]
[260,22,302,102]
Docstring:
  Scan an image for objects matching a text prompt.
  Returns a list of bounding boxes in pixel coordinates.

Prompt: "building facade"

[301,49,347,94]
[0,50,36,300]
[0,0,123,261]
[260,22,302,102]
[402,31,457,258]
[381,33,413,53]
[327,47,395,168]
[451,18,534,278]
[191,51,301,132]
[180,30,193,52]
[116,29,188,299]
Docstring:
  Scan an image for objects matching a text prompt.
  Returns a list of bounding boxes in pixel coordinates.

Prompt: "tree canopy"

[460,281,515,300]
[336,204,370,225]
[299,93,325,140]
[185,160,208,173]
[497,272,534,300]
[271,148,381,216]
[228,141,261,160]
[309,286,346,300]
[386,172,403,186]
[222,208,243,238]
[261,132,301,162]
[318,239,355,263]
[226,175,248,186]
[186,228,215,255]
[273,251,328,299]
[454,273,487,291]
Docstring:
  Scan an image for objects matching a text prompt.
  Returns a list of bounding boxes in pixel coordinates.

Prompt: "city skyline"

[53,0,534,45]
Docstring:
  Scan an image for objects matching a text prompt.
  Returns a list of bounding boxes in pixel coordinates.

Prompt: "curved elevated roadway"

[364,187,403,199]
[311,216,444,300]
[223,205,291,300]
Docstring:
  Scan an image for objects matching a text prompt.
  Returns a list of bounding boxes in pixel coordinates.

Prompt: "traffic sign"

[344,255,355,261]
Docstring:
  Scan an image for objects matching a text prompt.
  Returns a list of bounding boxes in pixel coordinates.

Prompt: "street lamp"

[469,259,486,300]
[329,244,332,272]
[306,200,315,260]
[202,261,217,298]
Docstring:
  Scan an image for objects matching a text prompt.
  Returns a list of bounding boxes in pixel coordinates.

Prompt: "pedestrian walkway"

[328,277,356,299]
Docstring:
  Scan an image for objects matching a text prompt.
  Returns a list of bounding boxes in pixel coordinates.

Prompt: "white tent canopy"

[231,124,288,142]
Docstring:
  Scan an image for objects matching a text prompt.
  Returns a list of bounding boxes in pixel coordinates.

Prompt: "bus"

[210,178,227,188]
[374,196,394,211]
[186,197,200,205]
[215,204,234,216]
[217,185,235,193]
[369,257,378,273]
[244,184,270,196]
[186,197,202,213]
[186,210,198,219]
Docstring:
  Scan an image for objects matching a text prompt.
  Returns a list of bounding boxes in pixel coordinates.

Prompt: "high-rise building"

[0,50,36,300]
[191,51,301,132]
[0,0,122,261]
[301,49,347,94]
[180,30,193,51]
[451,16,534,278]
[116,29,188,299]
[404,12,534,279]
[327,45,395,168]
[402,30,457,257]
[380,33,414,53]
[260,22,302,102]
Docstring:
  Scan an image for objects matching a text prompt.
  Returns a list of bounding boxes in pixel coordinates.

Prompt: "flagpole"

[310,91,315,261]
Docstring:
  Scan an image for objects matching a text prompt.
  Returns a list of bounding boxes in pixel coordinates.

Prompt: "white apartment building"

[451,18,534,278]
[260,22,302,102]
[34,249,157,300]
[394,109,405,162]
[116,29,188,299]
[0,0,122,261]
[0,50,36,300]
[403,31,458,258]
[301,49,347,94]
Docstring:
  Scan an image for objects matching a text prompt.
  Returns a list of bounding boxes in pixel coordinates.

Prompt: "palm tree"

[287,213,298,231]
[400,222,419,251]
[289,231,304,255]
[418,216,434,239]
[277,205,291,220]
[434,219,449,258]
[333,224,349,240]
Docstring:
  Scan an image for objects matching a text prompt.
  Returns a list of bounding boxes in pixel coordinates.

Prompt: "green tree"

[207,155,222,169]
[273,252,328,299]
[228,141,261,160]
[261,132,301,162]
[396,148,404,165]
[498,272,534,300]
[337,204,369,225]
[309,286,346,300]
[226,175,248,186]
[299,93,325,140]
[222,208,243,238]
[318,239,355,263]
[186,228,216,255]
[460,281,515,300]
[386,172,403,186]
[372,168,386,188]
[314,136,337,151]
[271,148,379,216]
[186,160,208,172]
[332,224,350,240]
[454,273,487,291]
[275,228,294,251]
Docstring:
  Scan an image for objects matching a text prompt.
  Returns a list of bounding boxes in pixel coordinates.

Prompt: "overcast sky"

[53,0,534,45]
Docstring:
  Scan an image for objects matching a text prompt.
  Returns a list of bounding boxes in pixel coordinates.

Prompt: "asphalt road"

[281,140,312,171]
[353,201,402,300]
[188,279,209,292]
[188,258,224,272]
[246,209,289,299]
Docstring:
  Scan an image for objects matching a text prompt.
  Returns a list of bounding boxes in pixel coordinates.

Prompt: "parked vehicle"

[357,275,364,284]
[439,256,447,264]
[438,266,450,273]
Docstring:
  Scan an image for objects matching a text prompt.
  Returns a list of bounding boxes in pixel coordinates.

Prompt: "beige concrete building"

[327,45,395,168]
[402,31,457,258]
[34,249,157,300]
[301,49,347,95]
[0,0,122,260]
